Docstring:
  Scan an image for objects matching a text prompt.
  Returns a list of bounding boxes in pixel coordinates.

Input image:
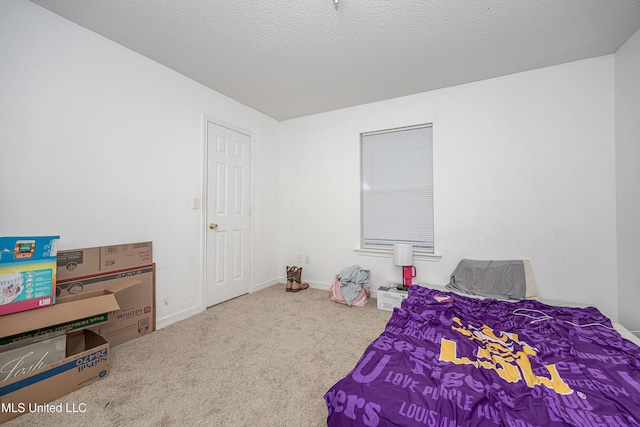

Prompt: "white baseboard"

[309,280,331,291]
[268,276,334,292]
[158,278,280,329]
[276,277,381,296]
[156,305,203,330]
[157,278,380,330]
[251,277,334,292]
[252,277,280,292]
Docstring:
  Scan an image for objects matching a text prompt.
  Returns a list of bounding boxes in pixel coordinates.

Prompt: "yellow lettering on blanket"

[439,317,573,395]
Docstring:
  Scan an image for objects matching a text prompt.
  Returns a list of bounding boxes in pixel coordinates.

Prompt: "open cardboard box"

[61,265,156,347]
[0,330,67,384]
[0,277,140,345]
[0,330,109,423]
[0,277,140,423]
[56,243,155,347]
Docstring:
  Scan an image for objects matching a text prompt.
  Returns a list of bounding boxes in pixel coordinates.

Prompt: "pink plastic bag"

[329,274,370,307]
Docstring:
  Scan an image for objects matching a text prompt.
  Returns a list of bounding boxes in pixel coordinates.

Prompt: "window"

[360,124,434,253]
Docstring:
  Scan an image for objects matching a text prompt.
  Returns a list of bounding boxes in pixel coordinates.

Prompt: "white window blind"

[361,124,434,251]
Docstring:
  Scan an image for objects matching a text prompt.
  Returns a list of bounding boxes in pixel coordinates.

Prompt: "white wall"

[279,56,619,320]
[1,0,630,331]
[0,0,280,328]
[615,28,640,334]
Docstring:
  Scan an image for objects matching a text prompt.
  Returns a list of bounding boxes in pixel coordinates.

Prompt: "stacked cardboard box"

[0,240,156,423]
[56,242,155,347]
[0,276,140,423]
[0,331,67,384]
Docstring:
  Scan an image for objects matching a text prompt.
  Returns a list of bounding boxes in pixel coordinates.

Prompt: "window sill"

[354,248,442,261]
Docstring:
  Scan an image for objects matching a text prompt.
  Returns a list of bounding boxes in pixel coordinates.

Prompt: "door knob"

[209,223,218,229]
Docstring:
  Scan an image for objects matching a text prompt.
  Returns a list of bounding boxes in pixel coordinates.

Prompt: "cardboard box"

[376,285,408,311]
[56,242,155,346]
[56,261,156,347]
[0,277,140,346]
[0,278,139,423]
[0,236,60,316]
[0,331,67,383]
[56,242,152,282]
[0,330,109,424]
[88,265,155,347]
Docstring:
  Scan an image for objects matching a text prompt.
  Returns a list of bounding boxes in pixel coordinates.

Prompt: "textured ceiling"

[30,0,640,120]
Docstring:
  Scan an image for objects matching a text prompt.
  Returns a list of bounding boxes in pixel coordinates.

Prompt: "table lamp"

[393,243,416,290]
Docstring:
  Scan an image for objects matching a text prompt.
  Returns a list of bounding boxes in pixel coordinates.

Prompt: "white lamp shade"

[393,243,413,266]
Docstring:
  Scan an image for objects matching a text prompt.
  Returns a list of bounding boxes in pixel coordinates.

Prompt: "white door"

[205,121,252,307]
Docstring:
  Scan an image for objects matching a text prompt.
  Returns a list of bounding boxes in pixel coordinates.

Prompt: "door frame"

[200,115,255,311]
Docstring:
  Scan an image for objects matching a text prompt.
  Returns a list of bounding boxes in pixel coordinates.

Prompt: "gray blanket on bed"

[446,259,533,300]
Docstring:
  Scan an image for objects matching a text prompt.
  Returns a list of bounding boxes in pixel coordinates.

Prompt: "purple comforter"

[325,286,640,426]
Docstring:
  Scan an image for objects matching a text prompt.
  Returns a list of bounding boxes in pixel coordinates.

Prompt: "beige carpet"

[5,285,391,427]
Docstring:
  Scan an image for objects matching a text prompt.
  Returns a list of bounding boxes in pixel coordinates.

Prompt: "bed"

[324,285,640,426]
